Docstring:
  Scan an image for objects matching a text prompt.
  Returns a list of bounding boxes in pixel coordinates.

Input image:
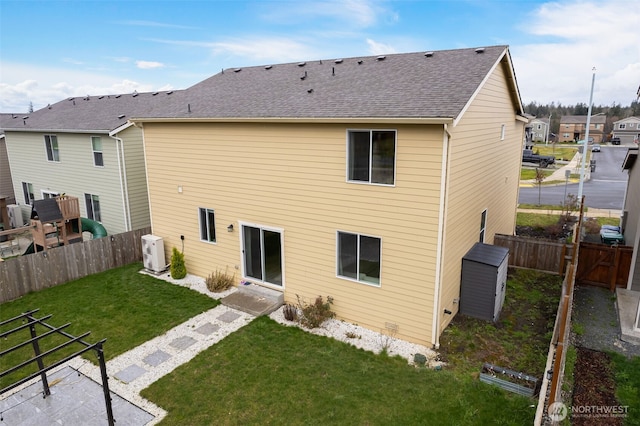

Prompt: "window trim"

[85,193,102,222]
[479,209,487,243]
[346,129,397,186]
[500,124,506,141]
[22,182,34,205]
[91,136,104,167]
[44,134,60,162]
[336,230,382,287]
[198,207,217,244]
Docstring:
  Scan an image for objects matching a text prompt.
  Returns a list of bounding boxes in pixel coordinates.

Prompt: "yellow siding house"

[134,46,526,347]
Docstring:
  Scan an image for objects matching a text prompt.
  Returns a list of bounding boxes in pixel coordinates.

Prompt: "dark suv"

[611,137,621,145]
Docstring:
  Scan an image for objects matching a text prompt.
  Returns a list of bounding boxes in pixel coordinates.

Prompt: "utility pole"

[578,68,596,205]
[545,113,552,145]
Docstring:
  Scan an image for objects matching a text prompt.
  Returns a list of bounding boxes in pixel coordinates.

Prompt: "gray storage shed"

[460,243,509,322]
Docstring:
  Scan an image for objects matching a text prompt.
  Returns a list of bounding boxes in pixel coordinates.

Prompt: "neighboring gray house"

[612,117,640,145]
[2,91,179,234]
[622,147,640,291]
[529,117,550,143]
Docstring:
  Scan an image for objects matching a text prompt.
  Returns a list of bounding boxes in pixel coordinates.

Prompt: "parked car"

[522,149,555,168]
[611,137,621,145]
[591,144,601,152]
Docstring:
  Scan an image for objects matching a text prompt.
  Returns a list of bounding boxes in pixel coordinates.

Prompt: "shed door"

[493,254,509,321]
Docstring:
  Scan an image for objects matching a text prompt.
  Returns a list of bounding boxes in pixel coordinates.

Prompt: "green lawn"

[610,352,640,425]
[0,262,217,388]
[141,316,535,425]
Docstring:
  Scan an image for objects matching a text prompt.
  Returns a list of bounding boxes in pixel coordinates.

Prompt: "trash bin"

[590,159,596,172]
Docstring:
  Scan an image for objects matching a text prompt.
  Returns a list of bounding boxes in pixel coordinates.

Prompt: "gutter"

[431,123,452,349]
[109,132,132,232]
[130,116,454,125]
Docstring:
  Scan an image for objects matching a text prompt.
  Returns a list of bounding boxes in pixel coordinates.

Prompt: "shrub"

[296,295,335,329]
[583,217,601,235]
[206,267,235,292]
[170,247,187,279]
[282,304,298,321]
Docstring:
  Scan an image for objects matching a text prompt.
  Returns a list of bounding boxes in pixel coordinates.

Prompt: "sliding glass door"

[242,224,283,287]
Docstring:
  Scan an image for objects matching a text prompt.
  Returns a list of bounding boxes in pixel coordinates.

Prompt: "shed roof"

[134,45,523,121]
[463,243,509,267]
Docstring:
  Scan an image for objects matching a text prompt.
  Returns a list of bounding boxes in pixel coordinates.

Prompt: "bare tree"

[535,168,546,206]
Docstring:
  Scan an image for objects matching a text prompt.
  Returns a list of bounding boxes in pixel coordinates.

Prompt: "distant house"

[558,115,606,143]
[133,45,526,347]
[622,147,640,291]
[612,117,640,145]
[1,92,177,234]
[529,117,550,143]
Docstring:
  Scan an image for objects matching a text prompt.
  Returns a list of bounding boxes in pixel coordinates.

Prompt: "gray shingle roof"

[560,115,606,124]
[1,91,181,133]
[138,45,517,120]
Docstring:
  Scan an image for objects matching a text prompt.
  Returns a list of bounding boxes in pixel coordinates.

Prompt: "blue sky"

[1,0,638,112]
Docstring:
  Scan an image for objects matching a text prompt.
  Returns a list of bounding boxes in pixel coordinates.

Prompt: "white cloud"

[210,37,316,63]
[0,63,160,111]
[136,60,166,69]
[260,0,390,28]
[366,39,397,55]
[513,0,640,105]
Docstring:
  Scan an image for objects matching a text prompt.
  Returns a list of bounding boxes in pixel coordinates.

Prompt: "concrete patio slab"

[616,288,640,345]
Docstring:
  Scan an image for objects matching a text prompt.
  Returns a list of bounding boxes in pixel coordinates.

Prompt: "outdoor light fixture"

[444,309,452,315]
[227,224,234,232]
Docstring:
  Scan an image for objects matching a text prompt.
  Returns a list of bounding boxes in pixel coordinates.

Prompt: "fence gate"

[576,242,633,290]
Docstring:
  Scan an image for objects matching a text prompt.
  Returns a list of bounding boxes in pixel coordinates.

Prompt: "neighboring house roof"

[1,91,181,133]
[135,45,523,121]
[560,115,606,124]
[613,116,640,125]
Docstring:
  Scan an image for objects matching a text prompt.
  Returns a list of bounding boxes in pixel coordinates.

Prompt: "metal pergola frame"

[0,309,114,426]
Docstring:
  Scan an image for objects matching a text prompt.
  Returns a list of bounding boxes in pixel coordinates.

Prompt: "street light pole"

[577,68,596,205]
[545,113,552,145]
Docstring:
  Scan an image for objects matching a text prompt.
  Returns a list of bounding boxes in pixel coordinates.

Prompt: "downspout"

[431,124,451,349]
[110,133,132,231]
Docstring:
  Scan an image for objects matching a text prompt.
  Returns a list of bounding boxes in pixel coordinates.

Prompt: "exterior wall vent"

[475,47,486,54]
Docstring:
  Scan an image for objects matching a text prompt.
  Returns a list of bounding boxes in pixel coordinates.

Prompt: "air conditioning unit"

[142,234,165,273]
[7,204,23,228]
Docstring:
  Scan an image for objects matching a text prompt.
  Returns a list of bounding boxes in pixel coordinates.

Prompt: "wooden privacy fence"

[576,242,632,291]
[0,227,151,303]
[494,234,572,275]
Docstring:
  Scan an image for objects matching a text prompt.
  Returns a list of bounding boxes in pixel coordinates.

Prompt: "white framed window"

[347,130,396,185]
[479,209,487,243]
[198,207,216,243]
[42,190,59,199]
[92,136,104,167]
[536,124,542,130]
[337,231,381,286]
[44,135,60,162]
[22,182,34,205]
[619,124,626,130]
[500,124,506,140]
[241,223,283,287]
[85,193,101,222]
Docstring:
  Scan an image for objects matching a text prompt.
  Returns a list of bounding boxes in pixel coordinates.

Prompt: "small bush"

[206,267,235,292]
[583,217,601,235]
[282,304,298,321]
[296,295,335,329]
[170,247,187,279]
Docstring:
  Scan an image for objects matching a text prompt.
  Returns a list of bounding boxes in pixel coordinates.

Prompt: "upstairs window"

[92,136,104,166]
[619,124,626,130]
[44,135,60,162]
[199,208,216,243]
[347,130,396,185]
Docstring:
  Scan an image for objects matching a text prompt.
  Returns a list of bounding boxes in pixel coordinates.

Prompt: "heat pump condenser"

[142,234,165,273]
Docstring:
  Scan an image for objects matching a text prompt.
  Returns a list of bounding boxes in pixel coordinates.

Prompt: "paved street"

[519,145,631,210]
